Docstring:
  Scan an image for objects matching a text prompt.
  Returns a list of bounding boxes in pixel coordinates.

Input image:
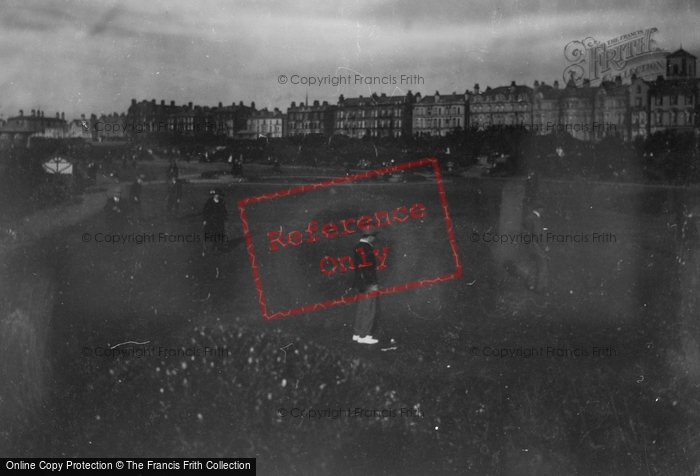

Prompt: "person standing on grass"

[129,175,144,223]
[104,188,128,233]
[522,202,549,294]
[352,230,382,345]
[202,188,228,255]
[165,177,182,220]
[166,160,179,181]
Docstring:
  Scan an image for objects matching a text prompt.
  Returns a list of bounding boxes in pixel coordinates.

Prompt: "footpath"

[0,162,439,255]
[0,177,113,252]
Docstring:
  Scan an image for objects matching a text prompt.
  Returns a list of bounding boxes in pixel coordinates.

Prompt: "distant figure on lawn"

[129,175,144,223]
[522,202,549,294]
[166,160,179,181]
[523,171,539,218]
[202,188,228,255]
[166,177,182,220]
[87,161,97,185]
[104,188,128,233]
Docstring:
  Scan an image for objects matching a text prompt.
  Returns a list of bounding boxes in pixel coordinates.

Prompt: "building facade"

[469,82,534,131]
[246,108,286,138]
[95,113,126,141]
[413,91,469,137]
[0,109,68,145]
[334,92,417,139]
[287,100,335,137]
[647,49,699,135]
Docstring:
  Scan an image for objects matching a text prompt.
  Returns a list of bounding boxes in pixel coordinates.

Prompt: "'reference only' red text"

[266,203,427,251]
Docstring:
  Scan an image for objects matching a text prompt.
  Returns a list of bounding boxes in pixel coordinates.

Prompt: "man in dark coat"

[352,230,381,344]
[129,175,144,223]
[104,188,128,233]
[202,188,228,255]
[87,161,97,185]
[166,177,182,220]
[522,202,549,293]
[523,171,539,214]
[166,160,179,181]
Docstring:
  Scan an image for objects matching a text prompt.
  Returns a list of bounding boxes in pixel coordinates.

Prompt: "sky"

[1,0,699,121]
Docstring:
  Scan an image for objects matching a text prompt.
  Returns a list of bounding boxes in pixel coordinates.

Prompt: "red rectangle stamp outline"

[237,157,462,320]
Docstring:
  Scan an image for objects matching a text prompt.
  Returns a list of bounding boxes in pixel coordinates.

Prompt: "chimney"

[131,99,136,105]
[31,109,35,116]
[61,112,65,120]
[534,80,540,87]
[81,114,85,120]
[435,90,440,96]
[322,101,328,105]
[553,80,559,89]
[152,99,156,105]
[615,75,622,85]
[313,100,319,106]
[218,102,223,108]
[19,109,23,116]
[161,100,165,106]
[171,100,175,107]
[56,112,59,119]
[510,81,516,87]
[188,102,193,109]
[474,84,480,94]
[381,93,386,97]
[239,101,243,106]
[291,101,296,108]
[251,101,255,109]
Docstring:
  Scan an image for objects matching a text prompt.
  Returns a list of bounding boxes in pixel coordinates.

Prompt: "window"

[671,95,678,106]
[655,95,662,106]
[686,94,694,105]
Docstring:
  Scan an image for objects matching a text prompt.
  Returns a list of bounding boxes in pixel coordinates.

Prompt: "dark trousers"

[527,245,549,292]
[354,294,380,337]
